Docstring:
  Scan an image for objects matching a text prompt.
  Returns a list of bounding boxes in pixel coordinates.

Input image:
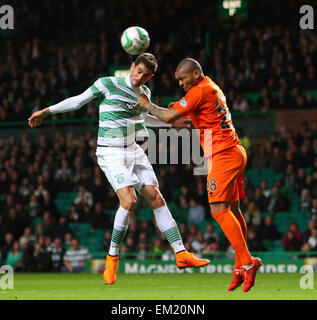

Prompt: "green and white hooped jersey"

[90,75,150,147]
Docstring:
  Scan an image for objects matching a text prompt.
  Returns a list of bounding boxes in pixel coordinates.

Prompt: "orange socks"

[213,208,252,267]
[234,210,247,241]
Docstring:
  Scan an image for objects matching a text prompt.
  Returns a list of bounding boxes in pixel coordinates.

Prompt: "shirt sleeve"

[144,114,172,127]
[90,77,110,98]
[173,86,202,116]
[49,87,96,114]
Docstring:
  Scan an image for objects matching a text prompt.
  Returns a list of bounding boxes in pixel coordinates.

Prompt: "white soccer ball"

[120,26,150,55]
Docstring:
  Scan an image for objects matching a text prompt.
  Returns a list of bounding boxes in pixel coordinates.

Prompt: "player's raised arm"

[28,87,96,128]
[138,94,182,124]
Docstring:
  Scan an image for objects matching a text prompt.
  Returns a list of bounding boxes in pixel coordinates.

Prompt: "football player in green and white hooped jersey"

[28,53,210,284]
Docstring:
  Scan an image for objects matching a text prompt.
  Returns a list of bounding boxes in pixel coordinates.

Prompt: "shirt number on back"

[217,105,232,130]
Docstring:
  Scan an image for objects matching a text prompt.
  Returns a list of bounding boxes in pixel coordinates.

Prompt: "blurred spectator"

[294,168,307,193]
[152,239,164,259]
[259,215,281,241]
[300,189,311,213]
[74,185,93,209]
[174,194,189,224]
[179,222,188,243]
[69,204,81,224]
[203,223,220,243]
[281,230,301,251]
[233,94,249,111]
[253,187,269,212]
[53,216,72,241]
[310,198,317,221]
[124,236,136,259]
[252,146,269,170]
[47,237,66,272]
[32,242,52,271]
[42,211,54,237]
[55,160,72,180]
[62,238,91,273]
[103,231,112,251]
[302,220,317,243]
[64,232,73,250]
[19,227,36,250]
[6,241,23,271]
[267,186,289,213]
[136,240,148,260]
[187,224,199,243]
[190,232,205,253]
[247,228,264,251]
[288,222,302,242]
[188,198,205,224]
[260,180,271,198]
[284,163,296,189]
[244,201,262,229]
[126,221,139,241]
[268,147,285,173]
[40,194,59,221]
[203,236,220,253]
[307,228,317,251]
[90,202,109,230]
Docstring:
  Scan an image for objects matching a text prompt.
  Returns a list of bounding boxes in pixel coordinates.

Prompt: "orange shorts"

[206,144,247,203]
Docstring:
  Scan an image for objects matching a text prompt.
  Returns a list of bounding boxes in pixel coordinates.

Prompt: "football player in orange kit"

[137,58,262,292]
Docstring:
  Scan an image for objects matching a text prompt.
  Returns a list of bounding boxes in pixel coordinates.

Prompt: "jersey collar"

[125,73,134,89]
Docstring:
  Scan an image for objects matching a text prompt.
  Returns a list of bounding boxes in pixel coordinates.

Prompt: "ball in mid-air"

[121,26,150,55]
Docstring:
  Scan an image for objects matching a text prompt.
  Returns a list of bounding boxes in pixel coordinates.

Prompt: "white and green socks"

[108,205,185,256]
[108,206,131,256]
[153,205,185,253]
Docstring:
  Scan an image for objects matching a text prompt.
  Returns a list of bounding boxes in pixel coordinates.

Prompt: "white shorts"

[96,143,159,193]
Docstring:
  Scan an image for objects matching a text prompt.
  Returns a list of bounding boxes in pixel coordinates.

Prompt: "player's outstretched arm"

[138,94,182,124]
[28,107,51,127]
[28,88,96,128]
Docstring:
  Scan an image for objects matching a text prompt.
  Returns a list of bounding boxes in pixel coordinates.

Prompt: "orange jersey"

[173,76,240,157]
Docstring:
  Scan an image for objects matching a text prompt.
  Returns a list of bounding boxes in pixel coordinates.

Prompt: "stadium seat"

[103,209,117,222]
[31,217,44,231]
[196,220,211,234]
[137,208,153,221]
[54,191,78,216]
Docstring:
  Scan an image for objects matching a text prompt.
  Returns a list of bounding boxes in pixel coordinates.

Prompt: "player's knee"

[120,196,137,211]
[209,202,230,216]
[148,189,165,209]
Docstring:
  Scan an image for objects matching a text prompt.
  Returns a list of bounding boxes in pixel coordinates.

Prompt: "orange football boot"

[175,250,210,269]
[103,254,119,285]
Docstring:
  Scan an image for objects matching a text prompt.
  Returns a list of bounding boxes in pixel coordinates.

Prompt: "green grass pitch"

[0,272,316,300]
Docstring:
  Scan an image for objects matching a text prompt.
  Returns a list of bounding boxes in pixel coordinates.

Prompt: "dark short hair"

[134,53,158,73]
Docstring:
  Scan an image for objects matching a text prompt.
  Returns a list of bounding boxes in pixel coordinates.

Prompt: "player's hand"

[167,102,177,109]
[28,109,49,127]
[137,94,151,110]
[171,116,191,128]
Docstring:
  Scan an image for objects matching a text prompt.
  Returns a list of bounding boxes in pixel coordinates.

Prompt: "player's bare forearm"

[138,94,181,123]
[28,107,51,127]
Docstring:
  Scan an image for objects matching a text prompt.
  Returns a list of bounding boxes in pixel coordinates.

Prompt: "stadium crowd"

[1,0,317,123]
[0,122,317,271]
[1,0,317,272]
